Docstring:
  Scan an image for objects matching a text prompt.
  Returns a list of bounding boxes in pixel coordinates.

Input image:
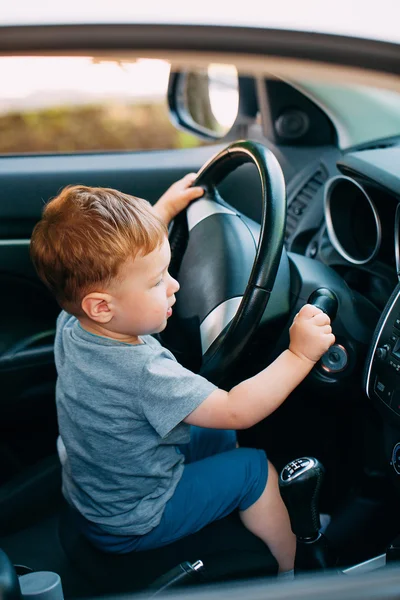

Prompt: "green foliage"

[177,131,203,148]
[0,102,204,154]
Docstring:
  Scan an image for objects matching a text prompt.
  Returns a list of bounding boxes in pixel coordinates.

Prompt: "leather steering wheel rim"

[170,140,286,385]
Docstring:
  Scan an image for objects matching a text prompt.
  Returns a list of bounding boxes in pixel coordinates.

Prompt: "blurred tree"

[0,102,205,154]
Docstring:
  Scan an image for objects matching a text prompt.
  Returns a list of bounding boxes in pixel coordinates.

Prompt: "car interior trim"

[0,239,30,246]
[342,553,386,575]
[283,79,352,148]
[337,148,400,197]
[1,25,400,79]
[324,175,382,265]
[394,203,400,281]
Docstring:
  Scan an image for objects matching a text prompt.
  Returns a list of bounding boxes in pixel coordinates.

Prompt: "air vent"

[360,142,395,151]
[285,167,328,242]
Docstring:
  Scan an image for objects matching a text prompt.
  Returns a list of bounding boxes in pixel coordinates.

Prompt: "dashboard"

[301,147,400,313]
[288,143,400,481]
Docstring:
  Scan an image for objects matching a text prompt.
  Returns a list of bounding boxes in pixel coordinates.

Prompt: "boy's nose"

[171,276,180,294]
[168,274,180,295]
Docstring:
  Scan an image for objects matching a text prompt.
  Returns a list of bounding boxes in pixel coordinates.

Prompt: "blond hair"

[30,185,167,315]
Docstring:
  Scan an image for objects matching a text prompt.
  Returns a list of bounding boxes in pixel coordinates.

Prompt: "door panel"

[0,141,334,486]
[0,144,227,485]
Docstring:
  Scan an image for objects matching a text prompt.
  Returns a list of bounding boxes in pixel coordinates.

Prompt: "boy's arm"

[153,173,204,225]
[184,304,335,430]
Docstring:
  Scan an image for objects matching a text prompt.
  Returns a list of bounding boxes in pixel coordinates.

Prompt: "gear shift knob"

[308,288,338,322]
[279,457,325,540]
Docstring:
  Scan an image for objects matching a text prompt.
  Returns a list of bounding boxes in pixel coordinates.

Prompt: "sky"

[2,0,400,44]
[0,57,239,129]
[0,58,169,103]
[1,0,398,120]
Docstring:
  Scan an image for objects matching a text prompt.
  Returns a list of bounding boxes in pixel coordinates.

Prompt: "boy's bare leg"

[239,461,296,573]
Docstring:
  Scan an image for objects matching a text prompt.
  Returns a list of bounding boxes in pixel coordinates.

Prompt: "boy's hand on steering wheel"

[154,173,204,225]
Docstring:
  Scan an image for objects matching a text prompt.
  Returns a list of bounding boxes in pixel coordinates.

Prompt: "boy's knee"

[267,460,278,480]
[236,448,269,511]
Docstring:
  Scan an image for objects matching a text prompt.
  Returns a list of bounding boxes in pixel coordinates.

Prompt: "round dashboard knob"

[376,345,390,361]
[320,344,348,373]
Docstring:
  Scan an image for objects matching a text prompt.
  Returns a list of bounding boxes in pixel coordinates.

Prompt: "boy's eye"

[154,278,164,287]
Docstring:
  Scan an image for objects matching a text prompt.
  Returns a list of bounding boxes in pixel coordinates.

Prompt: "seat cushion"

[58,503,278,595]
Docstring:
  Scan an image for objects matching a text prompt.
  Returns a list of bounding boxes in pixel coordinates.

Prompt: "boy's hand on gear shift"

[289,304,335,365]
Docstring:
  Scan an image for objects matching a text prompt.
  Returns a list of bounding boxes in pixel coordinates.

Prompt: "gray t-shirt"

[54,311,216,536]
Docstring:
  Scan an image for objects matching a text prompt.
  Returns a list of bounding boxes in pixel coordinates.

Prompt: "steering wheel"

[165,140,287,385]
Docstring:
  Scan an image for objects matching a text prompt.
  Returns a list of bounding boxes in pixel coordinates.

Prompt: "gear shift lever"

[308,288,338,321]
[280,458,324,540]
[279,457,335,572]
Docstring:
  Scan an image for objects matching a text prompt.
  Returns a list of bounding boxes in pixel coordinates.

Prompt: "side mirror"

[168,64,242,140]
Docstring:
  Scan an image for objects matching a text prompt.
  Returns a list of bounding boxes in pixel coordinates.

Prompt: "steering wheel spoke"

[187,196,236,231]
[200,296,243,355]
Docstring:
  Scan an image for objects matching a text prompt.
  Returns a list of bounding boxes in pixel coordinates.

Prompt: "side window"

[0,56,205,154]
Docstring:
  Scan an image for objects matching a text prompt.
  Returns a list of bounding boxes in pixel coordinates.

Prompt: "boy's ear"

[81,293,114,323]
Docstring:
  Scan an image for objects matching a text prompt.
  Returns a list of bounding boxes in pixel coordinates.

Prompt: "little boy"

[30,175,335,575]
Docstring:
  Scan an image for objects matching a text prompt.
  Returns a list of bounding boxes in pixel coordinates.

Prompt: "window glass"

[0,56,204,154]
[292,79,400,148]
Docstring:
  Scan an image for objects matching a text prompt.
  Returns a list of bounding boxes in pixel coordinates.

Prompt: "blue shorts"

[78,427,268,553]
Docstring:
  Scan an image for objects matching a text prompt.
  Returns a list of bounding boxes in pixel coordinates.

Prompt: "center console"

[365,282,400,477]
[365,282,400,419]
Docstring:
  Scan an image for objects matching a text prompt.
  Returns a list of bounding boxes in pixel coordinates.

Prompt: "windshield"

[291,80,400,149]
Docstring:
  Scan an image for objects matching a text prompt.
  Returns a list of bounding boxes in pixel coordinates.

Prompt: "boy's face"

[106,236,180,340]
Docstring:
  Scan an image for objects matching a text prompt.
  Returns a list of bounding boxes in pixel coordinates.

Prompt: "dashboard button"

[374,377,393,404]
[389,358,400,374]
[394,317,400,330]
[376,345,390,361]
